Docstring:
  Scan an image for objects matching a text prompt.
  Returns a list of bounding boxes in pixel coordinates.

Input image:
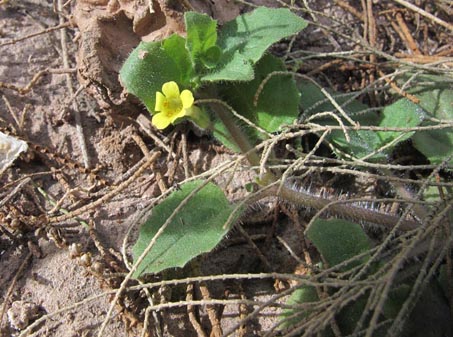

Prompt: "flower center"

[163,97,183,115]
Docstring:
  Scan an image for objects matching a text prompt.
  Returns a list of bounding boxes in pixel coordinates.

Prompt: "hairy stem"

[273,185,419,231]
[241,183,419,231]
[212,102,262,168]
[212,100,420,231]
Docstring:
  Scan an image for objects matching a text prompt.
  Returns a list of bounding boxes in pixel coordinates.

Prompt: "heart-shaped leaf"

[202,7,307,82]
[132,180,242,277]
[306,218,371,268]
[221,54,300,133]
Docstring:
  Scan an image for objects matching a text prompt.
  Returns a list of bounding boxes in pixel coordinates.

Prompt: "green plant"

[120,6,453,336]
[121,7,308,275]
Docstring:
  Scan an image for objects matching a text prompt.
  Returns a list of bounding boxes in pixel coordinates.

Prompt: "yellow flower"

[153,81,195,130]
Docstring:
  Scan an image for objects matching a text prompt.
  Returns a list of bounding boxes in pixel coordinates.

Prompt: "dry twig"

[0,22,71,47]
[393,0,453,32]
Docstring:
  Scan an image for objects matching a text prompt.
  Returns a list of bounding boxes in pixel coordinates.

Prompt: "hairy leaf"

[120,40,193,112]
[221,54,300,133]
[132,180,241,277]
[202,51,254,82]
[400,74,453,164]
[218,7,307,64]
[202,7,307,82]
[299,81,384,160]
[185,12,220,69]
[377,98,425,144]
[306,218,371,267]
[299,82,427,161]
[163,34,194,85]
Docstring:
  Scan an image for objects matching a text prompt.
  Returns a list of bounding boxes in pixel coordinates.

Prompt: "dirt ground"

[1,1,452,337]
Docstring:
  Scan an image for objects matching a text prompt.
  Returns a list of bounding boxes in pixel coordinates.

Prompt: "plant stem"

[212,100,420,231]
[213,102,262,168]
[271,185,419,231]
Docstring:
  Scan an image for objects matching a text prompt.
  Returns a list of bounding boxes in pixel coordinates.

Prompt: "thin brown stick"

[57,85,84,120]
[365,0,377,105]
[393,0,453,32]
[136,114,173,155]
[0,178,31,208]
[377,69,420,104]
[199,282,223,337]
[0,22,71,47]
[236,223,273,270]
[0,68,76,94]
[435,45,453,57]
[131,133,151,157]
[2,95,20,127]
[186,283,208,337]
[395,12,421,55]
[57,0,90,169]
[307,59,343,76]
[237,284,249,337]
[0,252,32,329]
[48,151,160,223]
[334,0,364,21]
[181,131,191,179]
[394,53,453,65]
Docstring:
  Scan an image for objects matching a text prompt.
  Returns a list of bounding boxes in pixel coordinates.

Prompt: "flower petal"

[162,81,180,98]
[180,90,194,109]
[152,113,171,130]
[155,92,165,111]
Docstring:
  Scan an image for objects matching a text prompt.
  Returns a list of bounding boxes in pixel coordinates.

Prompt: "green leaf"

[329,128,385,161]
[282,220,373,335]
[202,7,307,82]
[383,284,411,319]
[299,81,385,161]
[163,34,194,85]
[220,54,300,134]
[399,74,453,119]
[336,296,372,335]
[377,98,425,144]
[299,82,426,160]
[397,74,453,164]
[422,185,442,203]
[120,40,193,112]
[185,12,219,69]
[413,130,453,165]
[201,51,254,82]
[132,180,241,277]
[280,287,325,330]
[281,285,370,336]
[212,53,299,151]
[218,7,307,64]
[388,282,451,337]
[306,219,371,268]
[213,54,299,150]
[200,45,222,69]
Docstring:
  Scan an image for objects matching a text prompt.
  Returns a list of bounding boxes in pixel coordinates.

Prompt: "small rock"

[7,301,42,330]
